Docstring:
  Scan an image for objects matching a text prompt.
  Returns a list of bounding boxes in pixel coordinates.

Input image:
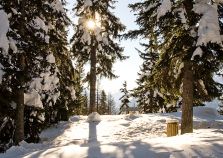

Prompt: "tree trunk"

[15,54,25,145]
[15,0,26,145]
[89,41,96,113]
[181,61,193,134]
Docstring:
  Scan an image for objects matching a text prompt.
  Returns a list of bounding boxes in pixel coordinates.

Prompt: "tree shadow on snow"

[108,141,173,158]
[86,122,102,158]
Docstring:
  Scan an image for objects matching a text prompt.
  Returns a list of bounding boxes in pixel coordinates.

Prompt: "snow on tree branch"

[157,0,172,20]
[193,2,222,46]
[0,7,9,54]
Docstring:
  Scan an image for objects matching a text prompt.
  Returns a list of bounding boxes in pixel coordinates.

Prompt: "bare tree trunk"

[181,61,193,134]
[89,41,96,113]
[15,0,26,145]
[15,55,25,144]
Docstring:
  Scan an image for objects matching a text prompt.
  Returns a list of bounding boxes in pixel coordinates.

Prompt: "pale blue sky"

[67,0,143,103]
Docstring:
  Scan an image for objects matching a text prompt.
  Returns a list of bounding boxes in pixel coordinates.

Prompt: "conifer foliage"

[133,46,167,113]
[107,93,116,115]
[128,0,223,133]
[119,81,130,114]
[71,0,127,113]
[0,0,74,150]
[99,90,108,114]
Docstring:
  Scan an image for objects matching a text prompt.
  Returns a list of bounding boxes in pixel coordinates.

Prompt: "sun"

[86,19,96,30]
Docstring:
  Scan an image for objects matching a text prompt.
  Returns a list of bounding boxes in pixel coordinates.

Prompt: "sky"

[67,0,143,105]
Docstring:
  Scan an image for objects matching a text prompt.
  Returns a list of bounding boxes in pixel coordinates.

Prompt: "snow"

[45,35,50,44]
[87,112,101,122]
[10,101,17,109]
[46,53,56,64]
[157,0,172,20]
[11,8,18,14]
[178,8,187,24]
[42,72,59,91]
[66,86,76,100]
[102,36,109,45]
[31,17,48,33]
[28,70,60,106]
[30,71,59,92]
[193,3,222,46]
[214,0,223,4]
[166,119,178,123]
[174,62,184,79]
[9,37,17,53]
[52,91,60,104]
[191,47,203,60]
[38,113,45,122]
[2,105,223,158]
[50,0,65,14]
[0,7,9,54]
[84,0,93,7]
[24,90,43,109]
[81,31,91,45]
[198,79,208,95]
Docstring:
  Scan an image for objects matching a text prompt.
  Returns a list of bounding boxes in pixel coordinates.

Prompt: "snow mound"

[193,106,222,121]
[69,116,80,122]
[124,113,140,120]
[87,112,101,122]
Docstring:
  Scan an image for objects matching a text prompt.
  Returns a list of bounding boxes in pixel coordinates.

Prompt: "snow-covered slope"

[1,106,223,158]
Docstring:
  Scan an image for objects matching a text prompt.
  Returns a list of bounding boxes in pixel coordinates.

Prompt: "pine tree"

[99,90,108,114]
[83,90,89,115]
[107,93,116,115]
[0,0,58,145]
[0,0,72,148]
[43,0,73,124]
[119,81,130,114]
[128,0,223,134]
[70,62,86,115]
[133,46,166,113]
[133,46,178,113]
[71,0,127,114]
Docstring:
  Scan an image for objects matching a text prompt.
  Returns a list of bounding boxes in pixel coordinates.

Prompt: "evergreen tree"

[99,90,108,114]
[133,45,178,113]
[107,93,116,115]
[0,0,72,148]
[0,0,60,145]
[71,0,127,114]
[71,62,86,115]
[128,0,223,134]
[83,90,89,115]
[43,0,73,124]
[133,47,166,113]
[119,81,130,114]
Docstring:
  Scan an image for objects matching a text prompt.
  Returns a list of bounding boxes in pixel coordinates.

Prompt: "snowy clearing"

[1,106,223,158]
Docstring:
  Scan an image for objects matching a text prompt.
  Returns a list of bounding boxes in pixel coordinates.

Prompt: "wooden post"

[166,119,179,137]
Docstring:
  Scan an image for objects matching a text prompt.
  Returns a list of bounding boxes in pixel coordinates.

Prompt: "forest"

[1,0,223,157]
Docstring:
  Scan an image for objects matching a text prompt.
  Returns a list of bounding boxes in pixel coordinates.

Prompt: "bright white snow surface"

[0,7,9,54]
[2,106,223,158]
[87,112,101,122]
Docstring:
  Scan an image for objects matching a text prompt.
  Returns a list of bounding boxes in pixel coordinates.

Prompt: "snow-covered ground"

[1,106,223,158]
